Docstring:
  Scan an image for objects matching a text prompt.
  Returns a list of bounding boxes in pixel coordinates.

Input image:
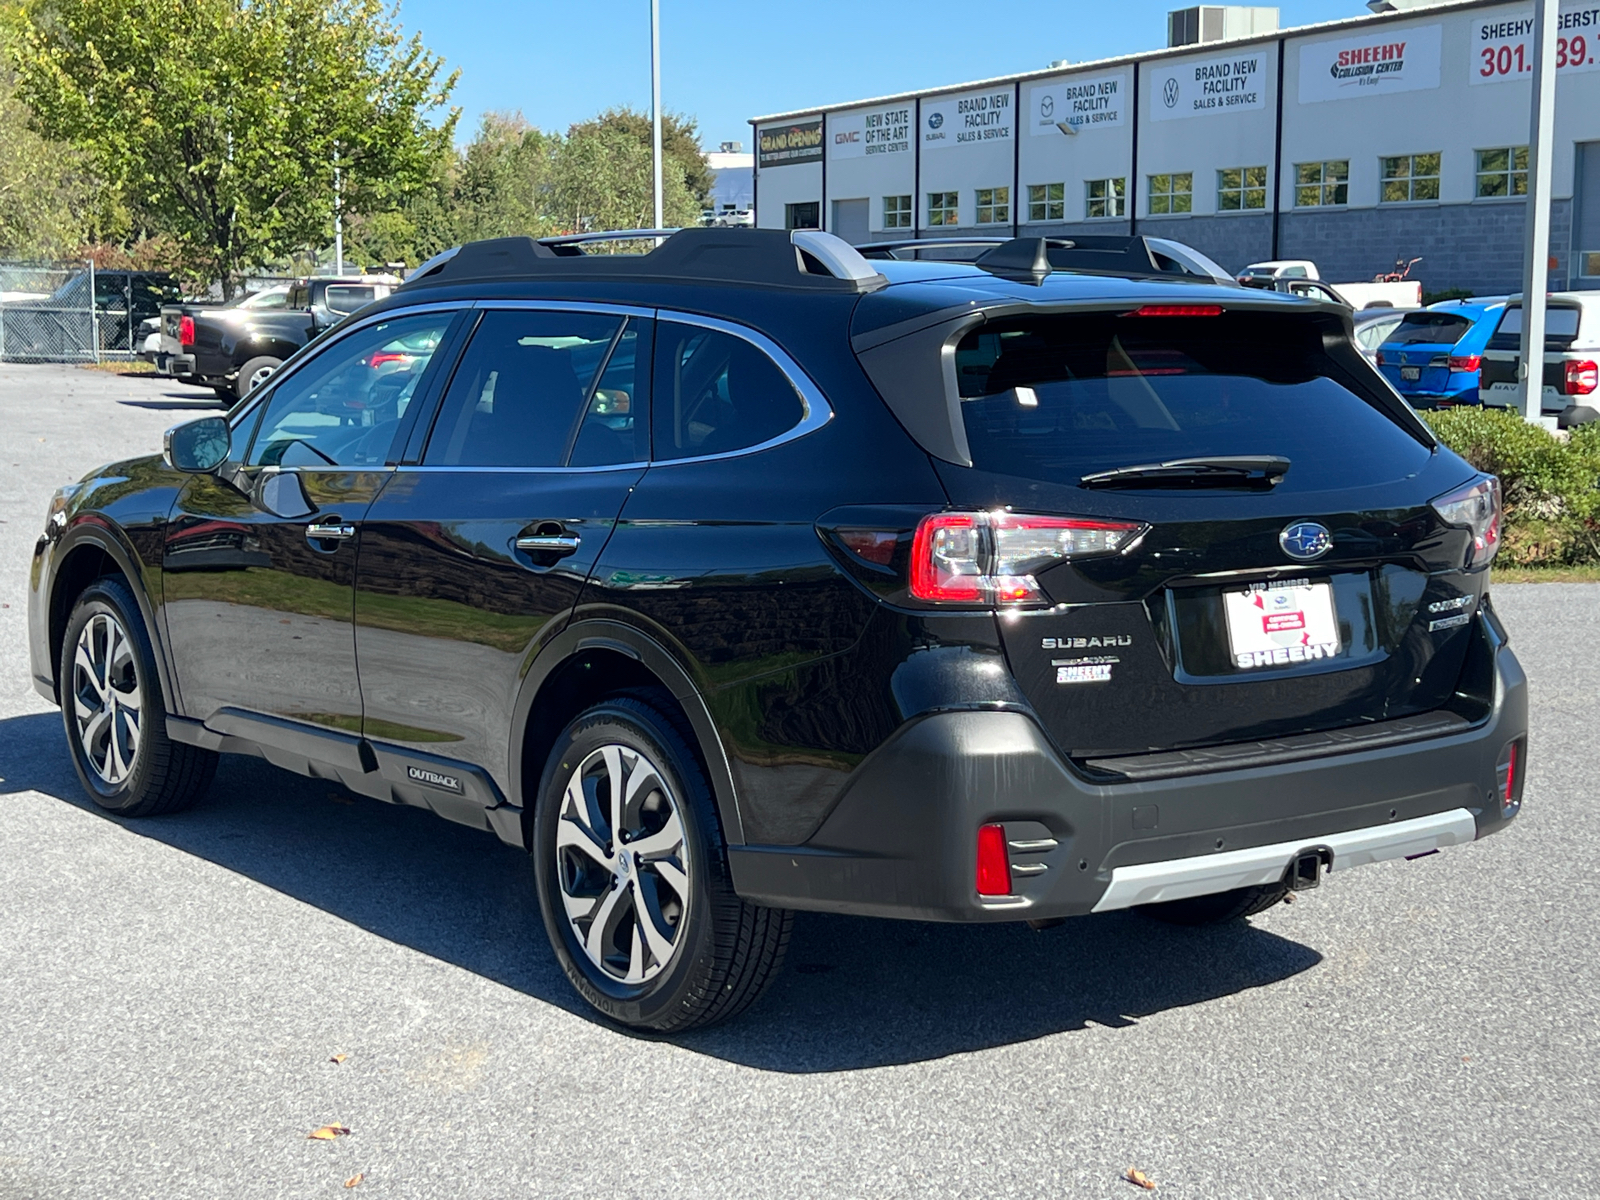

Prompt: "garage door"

[831,198,870,245]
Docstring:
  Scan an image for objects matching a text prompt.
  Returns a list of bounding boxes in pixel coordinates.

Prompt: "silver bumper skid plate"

[1091,808,1478,912]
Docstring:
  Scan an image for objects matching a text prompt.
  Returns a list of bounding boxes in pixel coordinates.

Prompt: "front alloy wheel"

[555,743,690,985]
[71,611,142,787]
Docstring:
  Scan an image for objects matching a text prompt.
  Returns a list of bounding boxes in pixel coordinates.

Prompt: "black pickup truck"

[160,274,396,400]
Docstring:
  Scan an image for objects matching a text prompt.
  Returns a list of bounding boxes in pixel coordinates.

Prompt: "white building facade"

[751,0,1600,292]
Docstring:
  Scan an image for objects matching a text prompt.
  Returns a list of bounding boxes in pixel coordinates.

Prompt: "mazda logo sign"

[1279,522,1333,561]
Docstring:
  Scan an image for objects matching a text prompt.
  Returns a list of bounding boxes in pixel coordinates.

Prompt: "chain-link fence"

[0,261,96,362]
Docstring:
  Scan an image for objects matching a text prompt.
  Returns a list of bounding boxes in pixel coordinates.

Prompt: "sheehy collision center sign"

[921,89,1014,151]
[1027,73,1128,135]
[1147,51,1267,120]
[830,105,913,160]
[1298,23,1442,102]
[1471,2,1600,84]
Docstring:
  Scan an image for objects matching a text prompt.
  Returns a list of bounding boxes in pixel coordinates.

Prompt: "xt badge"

[406,765,464,794]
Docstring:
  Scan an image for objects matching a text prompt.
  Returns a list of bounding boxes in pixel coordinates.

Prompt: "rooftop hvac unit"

[1166,5,1279,48]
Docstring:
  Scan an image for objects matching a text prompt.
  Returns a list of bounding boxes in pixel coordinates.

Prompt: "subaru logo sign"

[927,111,944,129]
[1279,522,1333,561]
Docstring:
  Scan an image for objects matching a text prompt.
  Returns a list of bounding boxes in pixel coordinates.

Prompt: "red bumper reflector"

[1128,304,1223,318]
[976,823,1012,896]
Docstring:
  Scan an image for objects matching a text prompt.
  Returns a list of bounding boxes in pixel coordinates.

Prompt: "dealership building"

[749,0,1600,293]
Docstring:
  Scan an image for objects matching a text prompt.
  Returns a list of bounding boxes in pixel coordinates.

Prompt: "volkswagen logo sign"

[1162,77,1180,108]
[928,111,944,129]
[1279,522,1333,561]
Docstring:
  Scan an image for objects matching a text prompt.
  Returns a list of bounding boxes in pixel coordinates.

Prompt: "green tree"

[549,122,698,236]
[4,0,457,294]
[0,66,108,256]
[566,106,713,209]
[453,111,553,242]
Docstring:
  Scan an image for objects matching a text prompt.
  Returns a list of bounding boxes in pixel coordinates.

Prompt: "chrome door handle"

[306,520,356,542]
[515,533,581,555]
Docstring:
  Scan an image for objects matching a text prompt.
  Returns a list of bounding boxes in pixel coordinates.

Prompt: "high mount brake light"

[909,511,1146,607]
[1448,354,1482,373]
[1565,360,1599,396]
[178,315,195,347]
[1431,476,1501,568]
[1127,304,1223,318]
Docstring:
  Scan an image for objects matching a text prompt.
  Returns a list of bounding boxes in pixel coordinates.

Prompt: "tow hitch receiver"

[1289,851,1326,891]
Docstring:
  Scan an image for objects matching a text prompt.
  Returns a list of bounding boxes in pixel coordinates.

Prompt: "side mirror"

[164,416,231,473]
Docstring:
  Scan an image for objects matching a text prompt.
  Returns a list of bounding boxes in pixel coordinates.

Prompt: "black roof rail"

[400,228,887,293]
[856,234,1236,286]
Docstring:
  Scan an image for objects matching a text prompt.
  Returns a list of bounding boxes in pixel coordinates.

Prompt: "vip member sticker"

[1054,655,1118,684]
[1224,580,1342,669]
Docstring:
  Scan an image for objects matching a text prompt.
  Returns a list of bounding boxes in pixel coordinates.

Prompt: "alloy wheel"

[555,743,690,985]
[245,364,275,394]
[71,612,142,787]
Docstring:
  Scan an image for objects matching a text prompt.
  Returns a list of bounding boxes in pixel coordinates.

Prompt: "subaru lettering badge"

[1280,521,1333,562]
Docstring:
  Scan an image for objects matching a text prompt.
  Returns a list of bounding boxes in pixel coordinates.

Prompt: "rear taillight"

[1497,739,1524,816]
[1564,359,1598,396]
[368,351,413,369]
[178,315,195,346]
[976,824,1012,897]
[1374,351,1387,366]
[1448,354,1482,373]
[1431,476,1501,568]
[909,511,1146,607]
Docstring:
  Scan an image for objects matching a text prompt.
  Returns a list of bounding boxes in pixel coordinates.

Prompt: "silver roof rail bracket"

[791,230,888,289]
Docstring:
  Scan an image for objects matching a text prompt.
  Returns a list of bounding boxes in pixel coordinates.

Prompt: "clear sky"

[396,0,1369,149]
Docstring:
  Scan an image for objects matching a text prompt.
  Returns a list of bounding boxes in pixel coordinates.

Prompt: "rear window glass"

[1492,306,1581,345]
[1386,312,1472,346]
[954,313,1429,490]
[324,285,377,314]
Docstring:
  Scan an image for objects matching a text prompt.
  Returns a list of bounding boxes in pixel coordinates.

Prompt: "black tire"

[60,578,218,817]
[532,696,791,1032]
[236,355,281,399]
[210,386,234,404]
[1137,883,1289,926]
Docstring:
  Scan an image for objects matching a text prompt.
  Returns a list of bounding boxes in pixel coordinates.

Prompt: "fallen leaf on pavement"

[307,1125,351,1141]
[344,1173,365,1188]
[1124,1166,1156,1190]
[330,1054,348,1064]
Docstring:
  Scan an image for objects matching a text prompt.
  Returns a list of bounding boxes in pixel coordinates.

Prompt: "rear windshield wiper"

[1079,455,1290,490]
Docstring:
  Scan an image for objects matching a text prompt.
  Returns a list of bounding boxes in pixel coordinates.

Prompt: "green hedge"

[1422,408,1600,566]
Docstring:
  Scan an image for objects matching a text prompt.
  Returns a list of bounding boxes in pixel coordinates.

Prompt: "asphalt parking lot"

[2,361,1597,1199]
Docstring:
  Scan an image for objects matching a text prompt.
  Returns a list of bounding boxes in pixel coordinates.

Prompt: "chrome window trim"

[452,300,836,466]
[225,299,472,437]
[396,463,649,475]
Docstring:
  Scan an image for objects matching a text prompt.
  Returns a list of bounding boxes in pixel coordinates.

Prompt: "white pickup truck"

[1238,260,1423,310]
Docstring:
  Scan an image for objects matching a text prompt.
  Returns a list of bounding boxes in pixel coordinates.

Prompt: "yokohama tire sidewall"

[532,701,722,1029]
[60,581,165,814]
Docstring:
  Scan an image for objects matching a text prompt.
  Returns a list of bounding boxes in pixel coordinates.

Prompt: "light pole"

[1517,0,1559,423]
[651,0,663,234]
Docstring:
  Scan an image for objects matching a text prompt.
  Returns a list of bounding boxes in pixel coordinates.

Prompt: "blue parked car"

[1375,300,1506,409]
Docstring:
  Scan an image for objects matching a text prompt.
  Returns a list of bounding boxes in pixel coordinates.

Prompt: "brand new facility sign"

[921,89,1014,151]
[1148,51,1268,120]
[1027,72,1129,135]
[1298,23,1442,103]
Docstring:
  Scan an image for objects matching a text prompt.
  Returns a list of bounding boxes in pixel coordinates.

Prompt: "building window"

[1380,153,1441,203]
[1147,173,1193,215]
[1217,166,1268,211]
[927,191,959,226]
[1085,177,1125,219]
[1476,147,1529,198]
[883,194,912,229]
[1581,251,1600,278]
[1027,183,1065,222]
[975,187,1010,225]
[1295,160,1349,207]
[784,201,820,230]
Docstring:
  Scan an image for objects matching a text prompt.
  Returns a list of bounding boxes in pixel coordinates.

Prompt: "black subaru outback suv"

[29,229,1526,1031]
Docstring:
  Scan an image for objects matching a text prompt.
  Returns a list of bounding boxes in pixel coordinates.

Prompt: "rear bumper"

[728,614,1526,922]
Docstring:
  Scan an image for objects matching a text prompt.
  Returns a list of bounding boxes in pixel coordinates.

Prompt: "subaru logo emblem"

[1279,522,1333,561]
[928,111,944,129]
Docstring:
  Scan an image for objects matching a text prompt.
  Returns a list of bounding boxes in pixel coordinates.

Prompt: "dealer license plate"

[1223,579,1342,671]
[1400,366,1421,381]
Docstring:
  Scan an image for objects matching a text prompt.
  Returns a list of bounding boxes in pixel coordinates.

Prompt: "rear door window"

[651,322,805,460]
[1385,312,1472,346]
[424,309,645,467]
[954,312,1430,490]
